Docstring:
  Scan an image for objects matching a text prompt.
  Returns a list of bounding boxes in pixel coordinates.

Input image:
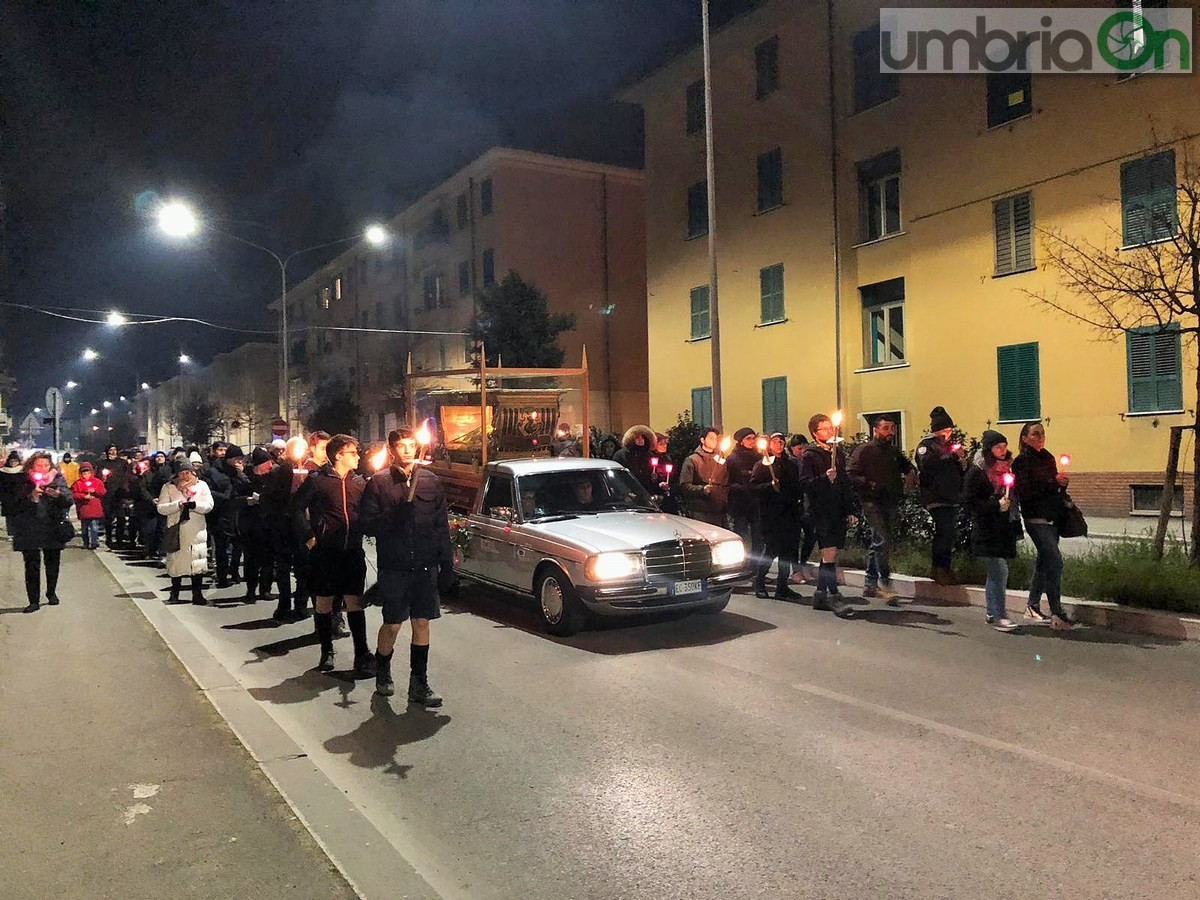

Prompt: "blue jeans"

[1026,522,1065,618]
[984,557,1008,619]
[862,501,895,587]
[82,518,101,549]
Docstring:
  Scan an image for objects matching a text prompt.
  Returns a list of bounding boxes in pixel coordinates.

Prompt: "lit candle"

[756,436,768,457]
[950,442,962,454]
[650,456,659,469]
[415,421,433,463]
[370,446,389,472]
[716,435,732,465]
[1058,454,1071,469]
[831,410,844,443]
[101,468,111,479]
[289,436,309,463]
[1002,471,1015,500]
[664,462,673,477]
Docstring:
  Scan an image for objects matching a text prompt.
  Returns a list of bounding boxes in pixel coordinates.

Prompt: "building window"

[422,273,443,310]
[456,193,469,229]
[756,148,783,212]
[458,260,470,296]
[1121,150,1177,246]
[1131,483,1183,515]
[993,192,1034,275]
[687,181,708,239]
[482,249,495,287]
[686,79,705,134]
[691,387,713,427]
[1127,325,1183,412]
[861,411,905,446]
[480,178,493,216]
[760,264,784,324]
[987,69,1032,127]
[755,36,779,99]
[853,26,898,112]
[689,285,711,340]
[857,150,901,241]
[997,342,1041,421]
[860,277,905,367]
[333,276,343,302]
[761,376,788,435]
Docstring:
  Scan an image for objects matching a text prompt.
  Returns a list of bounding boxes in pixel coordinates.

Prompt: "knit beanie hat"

[929,406,955,432]
[188,451,203,465]
[733,427,756,442]
[171,458,190,476]
[79,462,93,473]
[981,430,1008,453]
[251,447,272,466]
[224,445,245,460]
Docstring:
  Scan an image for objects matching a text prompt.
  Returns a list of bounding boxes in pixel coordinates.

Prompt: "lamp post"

[156,200,388,427]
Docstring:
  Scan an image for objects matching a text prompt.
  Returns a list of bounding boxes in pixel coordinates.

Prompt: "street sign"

[44,387,64,451]
[270,418,288,437]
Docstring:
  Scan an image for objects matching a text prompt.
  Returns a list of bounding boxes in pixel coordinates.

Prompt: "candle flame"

[288,436,309,461]
[756,437,768,454]
[1059,454,1071,468]
[831,410,843,428]
[370,447,389,471]
[415,423,432,445]
[718,436,733,454]
[664,463,674,474]
[1002,473,1015,487]
[650,457,659,468]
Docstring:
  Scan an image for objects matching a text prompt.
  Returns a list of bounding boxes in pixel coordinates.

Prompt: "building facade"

[622,0,1200,516]
[281,147,649,441]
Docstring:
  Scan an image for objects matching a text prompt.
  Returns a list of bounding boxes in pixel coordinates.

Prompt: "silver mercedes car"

[453,458,749,635]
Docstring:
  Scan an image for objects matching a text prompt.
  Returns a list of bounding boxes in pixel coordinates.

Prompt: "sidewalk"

[0,545,358,900]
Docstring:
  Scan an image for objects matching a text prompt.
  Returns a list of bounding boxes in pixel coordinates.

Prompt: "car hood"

[525,511,739,554]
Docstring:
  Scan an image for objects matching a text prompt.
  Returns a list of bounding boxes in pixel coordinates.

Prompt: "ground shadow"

[445,584,776,655]
[112,591,158,600]
[854,607,965,636]
[323,693,450,778]
[243,632,322,667]
[248,668,352,705]
[0,605,33,615]
[1015,624,1182,650]
[222,618,286,631]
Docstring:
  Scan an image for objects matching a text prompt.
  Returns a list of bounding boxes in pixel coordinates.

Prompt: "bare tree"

[1026,141,1199,562]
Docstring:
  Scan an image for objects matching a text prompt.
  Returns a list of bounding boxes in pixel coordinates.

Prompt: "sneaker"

[1050,614,1074,631]
[1024,606,1051,623]
[991,618,1018,632]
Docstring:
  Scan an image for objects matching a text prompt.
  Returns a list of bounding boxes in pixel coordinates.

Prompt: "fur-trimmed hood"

[621,424,656,451]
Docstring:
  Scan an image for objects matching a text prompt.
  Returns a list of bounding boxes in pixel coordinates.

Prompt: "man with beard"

[848,414,914,605]
[726,427,765,589]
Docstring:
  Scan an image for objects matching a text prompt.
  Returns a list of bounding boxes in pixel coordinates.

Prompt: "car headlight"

[711,539,746,568]
[585,552,644,581]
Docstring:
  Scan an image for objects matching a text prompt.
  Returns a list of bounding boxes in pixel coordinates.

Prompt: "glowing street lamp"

[65,380,78,389]
[82,348,99,361]
[90,408,98,415]
[178,353,190,365]
[141,382,150,391]
[102,400,113,409]
[156,200,198,238]
[364,224,388,246]
[105,310,128,327]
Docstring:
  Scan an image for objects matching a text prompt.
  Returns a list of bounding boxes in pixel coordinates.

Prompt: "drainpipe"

[601,173,613,430]
[826,0,844,409]
[701,0,723,431]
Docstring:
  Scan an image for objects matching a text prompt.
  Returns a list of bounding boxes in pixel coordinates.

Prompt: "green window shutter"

[993,197,1013,274]
[997,342,1040,421]
[690,285,711,339]
[1121,151,1177,245]
[761,377,788,435]
[994,193,1033,274]
[757,148,783,212]
[1127,326,1183,412]
[759,264,784,323]
[691,387,713,427]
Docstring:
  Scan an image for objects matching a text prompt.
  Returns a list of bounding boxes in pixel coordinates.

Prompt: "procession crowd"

[0,429,454,706]
[605,406,1077,632]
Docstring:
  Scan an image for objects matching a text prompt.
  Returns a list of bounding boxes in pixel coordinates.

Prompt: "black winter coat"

[751,456,801,543]
[797,444,856,528]
[726,445,761,520]
[916,435,964,507]
[962,463,1022,558]
[359,466,452,571]
[0,465,25,516]
[293,464,366,552]
[1012,448,1065,523]
[9,471,73,551]
[848,438,912,506]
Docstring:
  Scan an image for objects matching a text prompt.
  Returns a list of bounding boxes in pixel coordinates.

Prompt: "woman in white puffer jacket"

[157,462,215,604]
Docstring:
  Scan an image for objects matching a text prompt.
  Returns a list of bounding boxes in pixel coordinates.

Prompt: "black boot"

[167,577,183,604]
[347,610,373,677]
[314,613,335,672]
[353,650,377,679]
[408,674,443,708]
[829,594,855,619]
[374,650,394,696]
[191,576,208,606]
[272,600,291,623]
[775,562,801,601]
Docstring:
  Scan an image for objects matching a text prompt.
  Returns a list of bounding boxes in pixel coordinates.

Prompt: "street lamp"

[157,199,389,425]
[82,348,99,361]
[105,311,128,327]
[178,353,190,365]
[102,400,113,409]
[66,381,78,389]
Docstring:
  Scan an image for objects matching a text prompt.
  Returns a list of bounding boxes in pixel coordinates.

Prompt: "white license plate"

[673,579,703,596]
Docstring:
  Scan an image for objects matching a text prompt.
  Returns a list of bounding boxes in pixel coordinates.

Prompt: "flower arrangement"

[449,516,473,562]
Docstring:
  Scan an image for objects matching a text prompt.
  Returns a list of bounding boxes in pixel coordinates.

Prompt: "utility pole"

[701,0,723,431]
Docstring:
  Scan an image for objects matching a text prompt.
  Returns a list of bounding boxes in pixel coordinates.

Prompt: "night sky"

[0,0,756,421]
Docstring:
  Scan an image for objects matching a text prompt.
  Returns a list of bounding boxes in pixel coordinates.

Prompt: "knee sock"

[347,610,368,656]
[410,643,429,680]
[314,612,333,653]
[818,561,838,594]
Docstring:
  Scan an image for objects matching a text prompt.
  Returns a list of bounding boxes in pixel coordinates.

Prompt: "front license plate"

[672,579,703,596]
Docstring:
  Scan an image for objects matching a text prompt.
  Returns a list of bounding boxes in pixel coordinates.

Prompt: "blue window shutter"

[759,264,784,323]
[761,377,787,435]
[690,286,711,339]
[997,342,1040,421]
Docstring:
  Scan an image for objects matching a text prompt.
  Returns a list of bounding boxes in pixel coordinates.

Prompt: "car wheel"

[694,592,730,615]
[536,568,586,636]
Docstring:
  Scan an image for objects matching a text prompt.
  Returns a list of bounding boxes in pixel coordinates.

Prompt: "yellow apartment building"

[280,147,648,442]
[622,0,1200,516]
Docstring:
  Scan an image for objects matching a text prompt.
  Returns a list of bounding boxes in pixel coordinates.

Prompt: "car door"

[464,473,521,588]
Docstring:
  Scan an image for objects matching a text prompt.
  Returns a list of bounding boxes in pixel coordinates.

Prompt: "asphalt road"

[96,547,1200,900]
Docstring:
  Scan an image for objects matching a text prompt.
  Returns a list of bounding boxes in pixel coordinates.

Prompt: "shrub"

[1061,539,1200,614]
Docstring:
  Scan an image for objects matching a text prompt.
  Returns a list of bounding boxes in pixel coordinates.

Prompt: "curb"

[824,565,1200,643]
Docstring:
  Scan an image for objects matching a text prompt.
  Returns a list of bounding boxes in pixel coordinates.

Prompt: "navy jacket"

[359,465,452,571]
[293,464,366,552]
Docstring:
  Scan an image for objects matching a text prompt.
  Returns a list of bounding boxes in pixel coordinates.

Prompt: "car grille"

[643,540,713,580]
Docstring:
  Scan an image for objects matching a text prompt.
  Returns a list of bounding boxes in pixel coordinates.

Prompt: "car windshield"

[515,468,657,520]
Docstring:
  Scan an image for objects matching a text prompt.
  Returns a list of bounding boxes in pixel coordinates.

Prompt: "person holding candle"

[797,415,858,618]
[71,461,107,550]
[360,425,455,706]
[1012,421,1074,629]
[157,460,215,604]
[10,452,73,612]
[962,430,1021,632]
[751,433,803,601]
[915,406,967,586]
[679,427,729,525]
